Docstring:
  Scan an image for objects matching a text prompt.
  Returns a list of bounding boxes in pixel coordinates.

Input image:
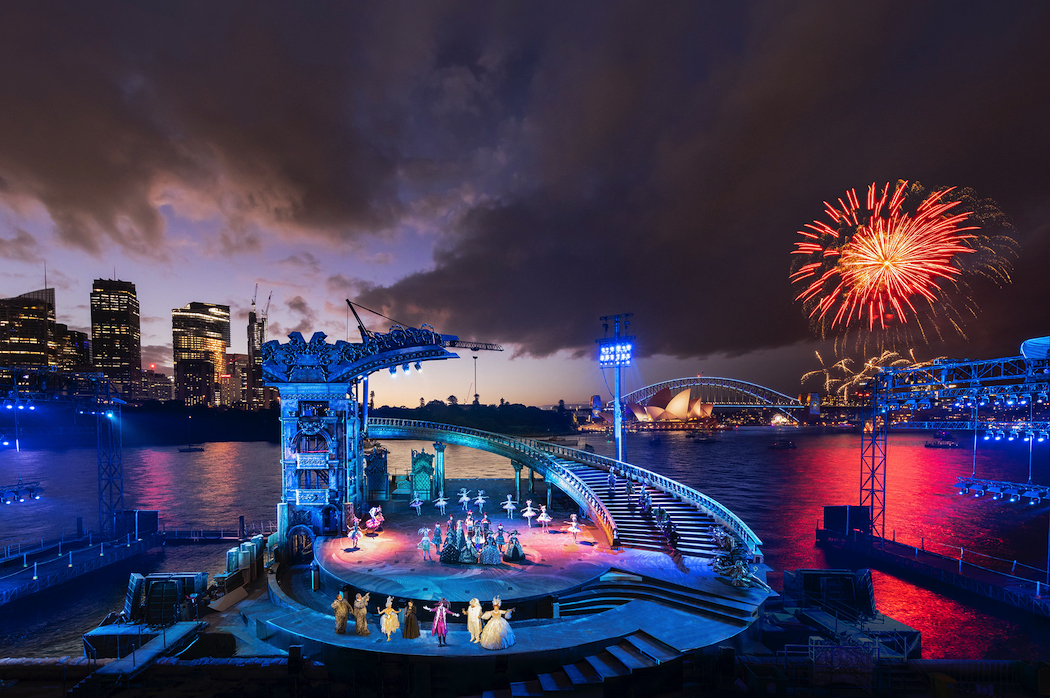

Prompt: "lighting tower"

[597,313,633,462]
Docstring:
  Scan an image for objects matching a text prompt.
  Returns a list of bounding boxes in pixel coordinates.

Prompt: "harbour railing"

[883,530,1049,586]
[367,419,616,546]
[160,520,278,541]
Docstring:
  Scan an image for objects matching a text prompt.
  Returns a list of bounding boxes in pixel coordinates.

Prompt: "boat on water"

[769,440,797,450]
[694,432,719,443]
[832,422,855,431]
[934,430,953,440]
[925,440,964,449]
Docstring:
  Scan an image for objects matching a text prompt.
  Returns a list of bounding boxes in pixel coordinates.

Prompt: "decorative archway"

[287,525,314,564]
[321,505,340,536]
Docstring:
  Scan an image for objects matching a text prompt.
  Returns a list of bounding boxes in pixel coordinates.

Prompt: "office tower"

[0,288,56,367]
[141,366,174,402]
[172,302,230,407]
[90,279,142,396]
[55,323,91,371]
[246,295,269,410]
[220,353,249,407]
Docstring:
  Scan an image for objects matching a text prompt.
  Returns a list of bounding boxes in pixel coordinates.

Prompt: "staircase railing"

[528,438,763,556]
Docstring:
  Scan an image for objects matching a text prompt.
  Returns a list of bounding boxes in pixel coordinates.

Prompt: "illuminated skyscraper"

[172,302,230,407]
[55,323,91,371]
[0,288,57,367]
[90,279,141,395]
[247,304,267,409]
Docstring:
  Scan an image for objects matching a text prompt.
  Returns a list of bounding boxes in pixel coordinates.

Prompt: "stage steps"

[556,575,757,627]
[564,462,721,558]
[501,631,682,698]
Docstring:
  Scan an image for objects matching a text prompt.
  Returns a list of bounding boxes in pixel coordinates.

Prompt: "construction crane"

[445,340,503,352]
[345,299,502,350]
[263,291,272,321]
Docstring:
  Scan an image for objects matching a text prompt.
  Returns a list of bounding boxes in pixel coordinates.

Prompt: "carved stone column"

[528,466,535,494]
[433,442,447,497]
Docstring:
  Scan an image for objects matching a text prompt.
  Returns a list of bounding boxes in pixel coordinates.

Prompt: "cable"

[348,301,409,329]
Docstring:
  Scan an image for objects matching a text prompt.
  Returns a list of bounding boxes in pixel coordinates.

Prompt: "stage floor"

[317,503,611,603]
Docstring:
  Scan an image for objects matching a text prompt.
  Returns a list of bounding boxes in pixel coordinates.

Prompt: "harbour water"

[0,429,1046,659]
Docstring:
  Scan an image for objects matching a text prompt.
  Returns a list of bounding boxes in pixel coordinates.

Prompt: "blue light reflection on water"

[0,430,1046,659]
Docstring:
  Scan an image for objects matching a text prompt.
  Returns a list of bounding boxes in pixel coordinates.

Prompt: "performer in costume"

[501,495,517,518]
[433,494,449,516]
[458,526,479,564]
[463,598,483,643]
[473,490,488,513]
[439,521,461,564]
[536,504,552,532]
[457,488,472,512]
[481,512,490,534]
[495,523,506,553]
[424,598,459,646]
[464,511,474,533]
[607,471,617,497]
[353,593,371,636]
[366,506,385,533]
[521,500,537,527]
[478,596,516,650]
[348,517,361,550]
[481,533,501,565]
[503,530,525,562]
[431,523,442,552]
[402,601,420,639]
[331,592,351,634]
[417,526,432,561]
[566,513,581,542]
[410,493,423,516]
[377,596,400,641]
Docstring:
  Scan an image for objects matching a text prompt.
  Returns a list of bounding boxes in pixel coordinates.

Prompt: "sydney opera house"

[610,387,716,425]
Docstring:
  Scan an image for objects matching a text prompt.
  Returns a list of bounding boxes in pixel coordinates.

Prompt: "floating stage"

[238,498,771,695]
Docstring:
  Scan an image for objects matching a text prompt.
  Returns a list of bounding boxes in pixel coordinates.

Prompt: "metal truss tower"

[864,350,1050,542]
[95,379,125,538]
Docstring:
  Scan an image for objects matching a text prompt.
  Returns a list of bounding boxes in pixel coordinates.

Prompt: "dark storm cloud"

[0,1,515,255]
[1,2,1046,361]
[360,2,1050,361]
[0,229,42,263]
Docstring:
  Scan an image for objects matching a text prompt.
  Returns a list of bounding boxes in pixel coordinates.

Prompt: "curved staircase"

[562,462,720,558]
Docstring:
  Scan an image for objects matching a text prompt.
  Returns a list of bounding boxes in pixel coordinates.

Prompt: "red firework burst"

[791,181,977,331]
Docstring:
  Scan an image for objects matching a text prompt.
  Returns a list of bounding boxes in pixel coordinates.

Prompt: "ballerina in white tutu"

[521,500,537,527]
[473,490,488,513]
[501,495,517,518]
[536,504,552,532]
[433,494,449,516]
[566,513,581,542]
[457,488,472,512]
[410,493,423,516]
[478,596,516,650]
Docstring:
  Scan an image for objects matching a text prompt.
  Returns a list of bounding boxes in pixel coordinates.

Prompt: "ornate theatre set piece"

[261,309,499,561]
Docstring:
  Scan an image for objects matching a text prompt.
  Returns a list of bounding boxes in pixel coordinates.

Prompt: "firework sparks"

[792,181,976,331]
[790,180,1016,351]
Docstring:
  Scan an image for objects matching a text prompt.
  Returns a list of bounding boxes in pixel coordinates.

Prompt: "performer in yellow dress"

[377,596,400,641]
[478,596,516,650]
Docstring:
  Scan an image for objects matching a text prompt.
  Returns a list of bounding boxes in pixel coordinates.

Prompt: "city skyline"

[0,3,1047,408]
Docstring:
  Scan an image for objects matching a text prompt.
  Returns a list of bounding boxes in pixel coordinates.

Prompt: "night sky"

[0,2,1047,406]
